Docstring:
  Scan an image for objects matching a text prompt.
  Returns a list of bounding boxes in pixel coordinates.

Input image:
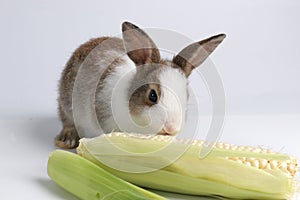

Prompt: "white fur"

[157,67,188,134]
[97,55,136,132]
[96,56,187,135]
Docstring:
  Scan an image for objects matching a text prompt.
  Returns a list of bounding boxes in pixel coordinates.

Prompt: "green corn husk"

[77,132,299,199]
[47,150,166,200]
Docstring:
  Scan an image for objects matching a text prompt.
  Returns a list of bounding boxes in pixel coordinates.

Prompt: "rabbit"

[55,21,226,148]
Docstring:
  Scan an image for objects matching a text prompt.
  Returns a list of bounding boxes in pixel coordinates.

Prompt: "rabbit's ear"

[172,34,226,77]
[122,22,160,65]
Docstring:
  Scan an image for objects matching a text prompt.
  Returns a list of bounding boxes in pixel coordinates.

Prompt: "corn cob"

[77,132,299,199]
[47,150,166,200]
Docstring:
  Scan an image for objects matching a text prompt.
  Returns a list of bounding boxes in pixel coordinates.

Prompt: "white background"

[1,0,299,199]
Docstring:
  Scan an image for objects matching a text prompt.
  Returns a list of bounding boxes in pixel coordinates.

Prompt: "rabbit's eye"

[148,89,158,103]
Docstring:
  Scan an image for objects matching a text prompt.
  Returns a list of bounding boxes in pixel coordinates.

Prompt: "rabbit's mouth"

[158,132,171,136]
[158,129,174,136]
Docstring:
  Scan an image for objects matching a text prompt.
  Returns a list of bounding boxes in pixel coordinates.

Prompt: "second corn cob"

[47,150,166,200]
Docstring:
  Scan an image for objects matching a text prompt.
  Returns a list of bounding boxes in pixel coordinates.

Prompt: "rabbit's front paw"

[55,126,79,149]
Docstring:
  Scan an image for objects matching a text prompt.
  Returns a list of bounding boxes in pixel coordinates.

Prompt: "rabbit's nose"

[161,122,179,135]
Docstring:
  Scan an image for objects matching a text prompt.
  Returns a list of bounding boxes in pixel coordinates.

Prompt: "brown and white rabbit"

[56,21,225,148]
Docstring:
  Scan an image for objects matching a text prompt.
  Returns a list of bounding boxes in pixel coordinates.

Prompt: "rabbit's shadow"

[2,116,62,151]
[29,116,61,149]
